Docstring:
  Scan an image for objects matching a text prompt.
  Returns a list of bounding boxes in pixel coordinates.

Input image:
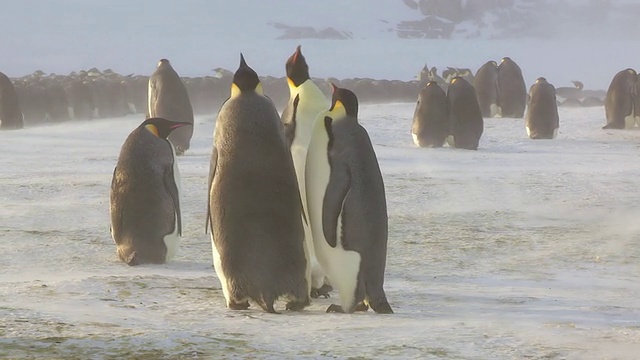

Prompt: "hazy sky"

[1,1,638,89]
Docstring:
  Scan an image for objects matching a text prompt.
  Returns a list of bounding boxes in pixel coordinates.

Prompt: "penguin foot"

[310,284,333,299]
[228,300,250,310]
[258,301,280,314]
[326,304,345,313]
[285,300,308,311]
[354,302,369,312]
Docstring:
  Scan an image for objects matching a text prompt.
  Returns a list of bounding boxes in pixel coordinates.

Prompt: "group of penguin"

[109,46,393,314]
[411,57,561,150]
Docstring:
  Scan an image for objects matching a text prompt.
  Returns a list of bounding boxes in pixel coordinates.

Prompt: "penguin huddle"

[413,56,562,146]
[473,57,527,118]
[412,77,484,150]
[110,47,394,315]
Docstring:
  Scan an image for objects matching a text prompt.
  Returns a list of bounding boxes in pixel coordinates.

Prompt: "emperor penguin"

[497,57,527,118]
[147,59,195,155]
[306,84,393,314]
[207,54,310,313]
[0,71,24,130]
[473,61,500,118]
[280,45,332,298]
[110,117,191,265]
[447,76,484,150]
[525,77,559,139]
[603,68,638,129]
[411,81,449,148]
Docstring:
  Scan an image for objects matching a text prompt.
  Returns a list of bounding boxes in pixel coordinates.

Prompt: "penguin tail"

[370,300,394,314]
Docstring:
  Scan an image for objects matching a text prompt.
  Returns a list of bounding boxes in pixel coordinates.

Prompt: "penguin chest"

[163,143,181,262]
[306,126,361,308]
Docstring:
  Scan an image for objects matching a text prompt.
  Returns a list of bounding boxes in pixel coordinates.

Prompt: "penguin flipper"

[205,146,218,234]
[322,163,351,248]
[164,161,182,236]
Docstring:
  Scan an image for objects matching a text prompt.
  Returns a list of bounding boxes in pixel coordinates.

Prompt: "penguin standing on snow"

[281,45,332,298]
[411,80,449,148]
[207,54,310,313]
[147,59,194,155]
[473,60,500,118]
[306,84,393,314]
[497,57,527,118]
[525,77,559,139]
[110,117,191,265]
[603,68,638,130]
[447,76,484,150]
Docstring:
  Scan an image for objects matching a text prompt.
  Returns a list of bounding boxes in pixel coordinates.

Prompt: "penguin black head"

[536,77,547,83]
[157,59,170,68]
[231,54,262,97]
[286,45,310,87]
[329,83,358,119]
[141,117,192,139]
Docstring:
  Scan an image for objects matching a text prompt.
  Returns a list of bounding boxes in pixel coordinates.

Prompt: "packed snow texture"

[1,104,640,358]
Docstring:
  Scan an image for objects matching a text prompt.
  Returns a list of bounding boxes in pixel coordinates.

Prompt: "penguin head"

[286,45,310,88]
[157,59,170,68]
[501,57,511,63]
[536,77,547,83]
[231,54,263,98]
[329,83,358,119]
[142,117,192,139]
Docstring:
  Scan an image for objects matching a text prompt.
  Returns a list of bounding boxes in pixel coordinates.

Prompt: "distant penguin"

[603,68,638,129]
[497,57,527,118]
[306,84,393,314]
[473,61,500,117]
[207,54,310,313]
[525,77,559,139]
[110,117,191,265]
[447,76,484,150]
[280,45,332,298]
[147,59,194,155]
[0,71,24,130]
[411,81,449,147]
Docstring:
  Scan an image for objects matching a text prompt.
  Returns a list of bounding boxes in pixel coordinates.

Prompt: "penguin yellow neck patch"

[330,100,347,119]
[230,82,265,98]
[145,124,159,137]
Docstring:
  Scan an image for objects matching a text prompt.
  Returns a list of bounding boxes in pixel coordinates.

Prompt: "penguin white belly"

[526,126,532,139]
[624,114,636,129]
[306,124,360,310]
[445,135,455,147]
[291,82,331,290]
[164,143,181,262]
[491,104,502,118]
[412,132,421,147]
[552,128,558,139]
[147,80,155,117]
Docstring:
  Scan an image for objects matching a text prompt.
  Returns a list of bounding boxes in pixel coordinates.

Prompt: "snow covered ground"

[1,102,640,359]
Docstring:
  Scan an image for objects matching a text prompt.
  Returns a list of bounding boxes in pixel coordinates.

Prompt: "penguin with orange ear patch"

[110,117,191,265]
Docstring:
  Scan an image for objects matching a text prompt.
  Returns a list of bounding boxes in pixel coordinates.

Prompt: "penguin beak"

[293,45,301,63]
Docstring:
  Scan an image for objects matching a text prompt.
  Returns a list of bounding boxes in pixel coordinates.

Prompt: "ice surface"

[1,104,640,359]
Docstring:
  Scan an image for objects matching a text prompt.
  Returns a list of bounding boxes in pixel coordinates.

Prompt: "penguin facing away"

[526,77,559,139]
[207,54,310,313]
[280,45,332,298]
[473,60,500,118]
[110,117,191,265]
[306,84,393,314]
[147,59,195,155]
[603,68,638,130]
[0,71,24,130]
[447,76,484,150]
[412,80,449,148]
[497,57,527,118]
